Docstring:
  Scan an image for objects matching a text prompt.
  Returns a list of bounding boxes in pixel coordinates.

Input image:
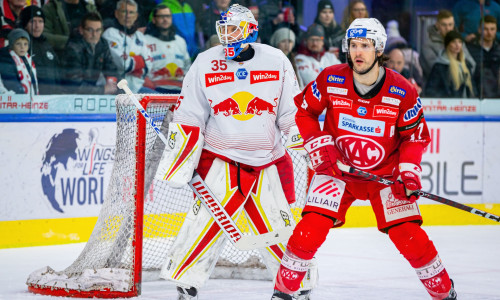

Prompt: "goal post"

[26,94,310,298]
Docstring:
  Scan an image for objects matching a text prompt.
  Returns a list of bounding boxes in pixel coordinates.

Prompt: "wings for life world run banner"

[0,120,500,220]
[0,122,116,220]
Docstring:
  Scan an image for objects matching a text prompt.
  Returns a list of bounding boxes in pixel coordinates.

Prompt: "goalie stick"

[117,79,294,250]
[336,162,500,223]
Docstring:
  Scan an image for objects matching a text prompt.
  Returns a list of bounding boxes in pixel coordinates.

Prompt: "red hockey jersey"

[295,64,430,178]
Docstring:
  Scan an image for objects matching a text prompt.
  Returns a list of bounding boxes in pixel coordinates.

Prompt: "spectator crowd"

[0,0,499,98]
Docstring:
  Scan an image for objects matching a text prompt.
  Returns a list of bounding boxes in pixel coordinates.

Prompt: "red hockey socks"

[274,249,311,294]
[389,222,452,299]
[274,213,333,294]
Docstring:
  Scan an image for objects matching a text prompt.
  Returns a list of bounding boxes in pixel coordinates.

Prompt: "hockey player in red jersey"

[271,18,457,300]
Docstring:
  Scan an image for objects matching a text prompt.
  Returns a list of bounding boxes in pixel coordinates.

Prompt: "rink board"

[1,111,500,248]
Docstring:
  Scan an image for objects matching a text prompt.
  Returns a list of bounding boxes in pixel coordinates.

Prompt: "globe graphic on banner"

[40,129,80,213]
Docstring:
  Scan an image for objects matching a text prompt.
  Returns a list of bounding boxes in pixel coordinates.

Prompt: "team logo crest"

[168,132,177,149]
[336,135,385,169]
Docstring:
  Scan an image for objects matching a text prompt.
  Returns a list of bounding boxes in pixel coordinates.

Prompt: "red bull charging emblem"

[208,91,277,120]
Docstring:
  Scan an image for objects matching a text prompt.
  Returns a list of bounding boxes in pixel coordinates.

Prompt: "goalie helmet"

[342,18,387,53]
[216,4,258,59]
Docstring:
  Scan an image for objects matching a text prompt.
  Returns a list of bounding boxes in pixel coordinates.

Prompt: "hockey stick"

[336,162,500,223]
[117,79,294,250]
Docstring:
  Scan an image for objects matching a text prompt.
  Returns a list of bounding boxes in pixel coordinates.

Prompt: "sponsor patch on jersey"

[306,176,345,212]
[357,106,367,116]
[388,85,406,97]
[347,28,367,38]
[357,99,370,104]
[373,105,398,118]
[311,81,321,101]
[329,96,352,108]
[403,97,423,121]
[205,72,234,87]
[326,75,346,84]
[110,41,118,49]
[336,135,385,169]
[381,187,420,222]
[381,96,401,106]
[338,113,385,137]
[250,70,279,84]
[236,68,248,80]
[327,86,348,95]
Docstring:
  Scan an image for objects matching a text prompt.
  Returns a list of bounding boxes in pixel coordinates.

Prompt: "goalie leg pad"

[389,222,452,298]
[160,158,256,289]
[243,164,318,292]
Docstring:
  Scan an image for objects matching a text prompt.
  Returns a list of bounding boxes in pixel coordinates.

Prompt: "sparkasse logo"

[250,71,279,84]
[205,72,234,87]
[373,105,398,118]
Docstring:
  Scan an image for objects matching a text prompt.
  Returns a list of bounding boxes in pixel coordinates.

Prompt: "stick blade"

[234,227,294,251]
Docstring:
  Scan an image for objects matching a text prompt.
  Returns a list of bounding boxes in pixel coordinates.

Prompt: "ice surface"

[2,226,499,300]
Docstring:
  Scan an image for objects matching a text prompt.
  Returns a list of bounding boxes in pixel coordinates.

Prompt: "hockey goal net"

[26,94,310,298]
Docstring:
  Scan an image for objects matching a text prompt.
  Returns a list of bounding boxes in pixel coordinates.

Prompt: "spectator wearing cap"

[0,0,26,47]
[144,4,191,94]
[313,0,343,58]
[295,23,341,89]
[18,5,61,94]
[466,15,500,98]
[424,30,475,98]
[42,0,97,58]
[270,27,299,83]
[385,19,424,87]
[420,9,476,78]
[0,28,37,95]
[63,12,118,94]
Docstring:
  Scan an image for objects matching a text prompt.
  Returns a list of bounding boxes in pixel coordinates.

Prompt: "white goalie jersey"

[173,43,300,167]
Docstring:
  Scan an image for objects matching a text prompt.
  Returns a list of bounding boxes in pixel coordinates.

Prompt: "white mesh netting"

[26,94,309,297]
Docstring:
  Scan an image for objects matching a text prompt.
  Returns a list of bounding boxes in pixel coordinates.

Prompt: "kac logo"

[327,75,346,84]
[236,68,248,80]
[389,85,406,97]
[357,106,367,116]
[348,28,367,38]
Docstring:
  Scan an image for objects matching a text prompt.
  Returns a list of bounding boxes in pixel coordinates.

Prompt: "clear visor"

[216,20,246,45]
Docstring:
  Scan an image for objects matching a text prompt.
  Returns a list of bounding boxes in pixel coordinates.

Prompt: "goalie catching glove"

[303,133,343,177]
[391,163,422,203]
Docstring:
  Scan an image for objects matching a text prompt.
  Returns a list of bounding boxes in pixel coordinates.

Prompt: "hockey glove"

[303,133,343,177]
[391,163,422,203]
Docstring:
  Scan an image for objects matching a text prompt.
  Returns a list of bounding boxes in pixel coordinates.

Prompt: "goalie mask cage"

[26,94,310,298]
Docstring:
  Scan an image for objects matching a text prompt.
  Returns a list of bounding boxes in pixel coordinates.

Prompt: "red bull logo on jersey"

[209,91,277,120]
[389,85,406,97]
[336,135,385,169]
[373,105,398,118]
[329,96,352,108]
[205,72,234,87]
[250,71,279,84]
[209,98,242,116]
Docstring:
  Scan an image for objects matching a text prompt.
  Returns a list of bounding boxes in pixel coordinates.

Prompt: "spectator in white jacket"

[295,23,340,88]
[102,0,153,93]
[144,4,191,94]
